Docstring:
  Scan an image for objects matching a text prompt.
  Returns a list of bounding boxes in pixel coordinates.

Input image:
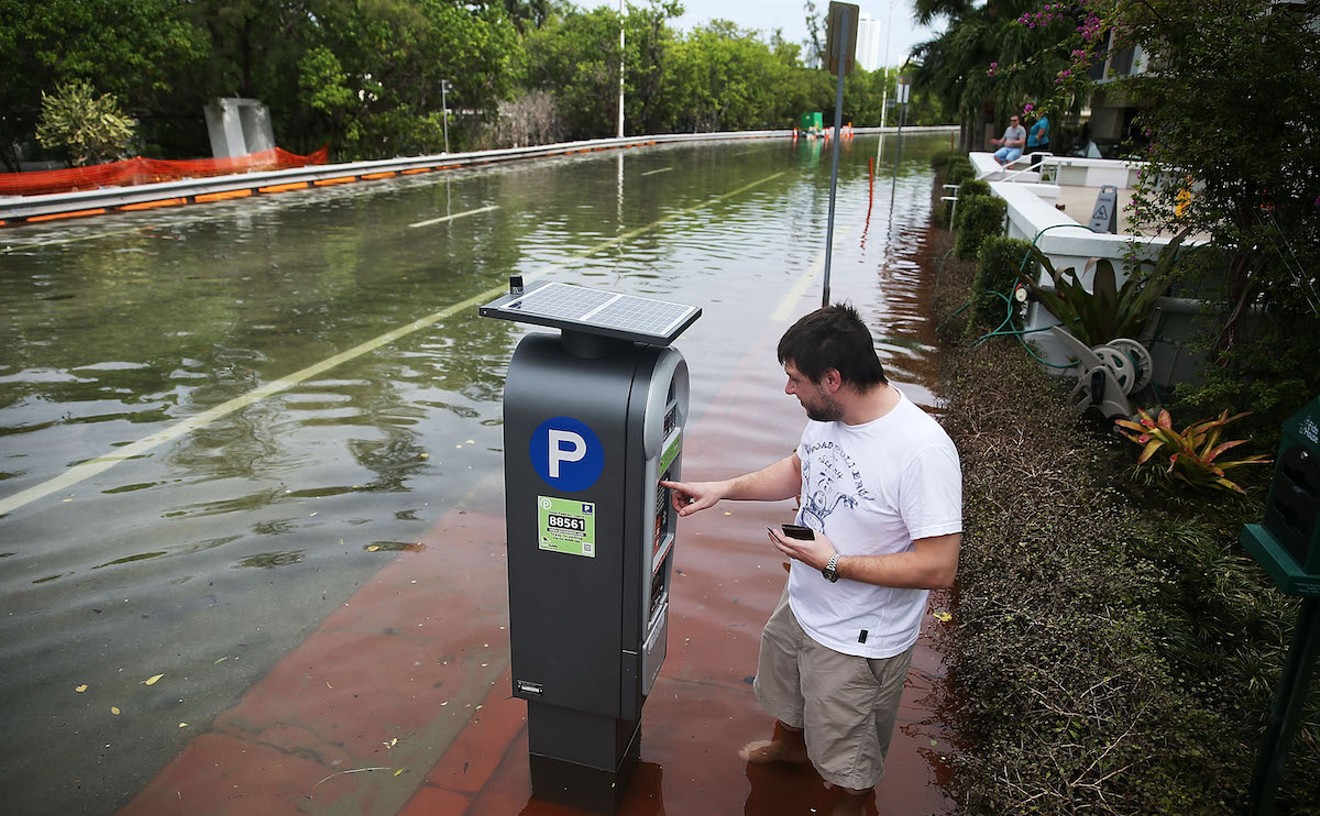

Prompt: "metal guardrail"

[0,126,957,226]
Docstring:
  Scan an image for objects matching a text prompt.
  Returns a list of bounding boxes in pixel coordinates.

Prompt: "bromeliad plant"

[1115,407,1272,494]
[1018,228,1192,346]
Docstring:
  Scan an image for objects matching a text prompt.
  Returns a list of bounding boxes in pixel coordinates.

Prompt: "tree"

[912,0,1079,150]
[0,0,206,169]
[182,0,519,158]
[1113,0,1320,435]
[664,20,811,132]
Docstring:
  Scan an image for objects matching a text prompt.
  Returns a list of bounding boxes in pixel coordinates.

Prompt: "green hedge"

[954,194,1007,260]
[952,178,991,228]
[943,154,974,185]
[969,236,1034,331]
[933,153,975,228]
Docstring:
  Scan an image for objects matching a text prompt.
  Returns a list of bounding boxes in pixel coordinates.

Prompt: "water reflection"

[0,134,954,816]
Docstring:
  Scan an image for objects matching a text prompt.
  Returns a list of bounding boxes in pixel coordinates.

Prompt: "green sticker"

[537,496,597,558]
[660,431,682,476]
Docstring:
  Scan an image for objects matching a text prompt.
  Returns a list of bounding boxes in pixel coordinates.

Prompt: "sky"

[581,1,946,67]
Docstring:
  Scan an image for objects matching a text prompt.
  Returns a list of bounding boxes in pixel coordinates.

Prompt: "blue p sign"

[531,417,604,492]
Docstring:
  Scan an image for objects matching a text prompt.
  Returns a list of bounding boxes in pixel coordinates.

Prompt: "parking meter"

[1241,395,1320,597]
[480,279,699,812]
[1240,395,1320,812]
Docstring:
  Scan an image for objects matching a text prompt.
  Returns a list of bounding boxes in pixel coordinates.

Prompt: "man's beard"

[804,394,844,422]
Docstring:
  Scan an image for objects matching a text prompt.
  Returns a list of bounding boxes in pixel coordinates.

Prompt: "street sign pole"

[822,2,859,308]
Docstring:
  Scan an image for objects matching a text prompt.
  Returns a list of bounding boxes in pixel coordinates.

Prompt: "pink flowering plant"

[982,0,1116,114]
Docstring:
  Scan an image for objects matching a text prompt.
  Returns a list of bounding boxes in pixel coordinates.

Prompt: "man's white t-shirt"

[787,388,962,659]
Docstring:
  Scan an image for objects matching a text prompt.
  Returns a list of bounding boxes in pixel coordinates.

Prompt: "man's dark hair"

[777,304,888,388]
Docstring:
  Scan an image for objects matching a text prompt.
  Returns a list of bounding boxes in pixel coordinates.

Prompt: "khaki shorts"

[752,588,915,790]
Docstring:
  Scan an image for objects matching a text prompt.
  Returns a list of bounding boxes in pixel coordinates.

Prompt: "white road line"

[0,171,786,517]
[408,204,500,229]
[2,226,150,252]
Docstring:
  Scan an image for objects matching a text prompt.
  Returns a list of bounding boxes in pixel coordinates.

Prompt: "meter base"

[527,702,641,814]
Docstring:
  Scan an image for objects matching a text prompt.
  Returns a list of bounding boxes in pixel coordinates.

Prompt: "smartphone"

[781,523,815,540]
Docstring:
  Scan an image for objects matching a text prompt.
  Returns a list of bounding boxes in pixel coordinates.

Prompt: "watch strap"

[822,553,840,582]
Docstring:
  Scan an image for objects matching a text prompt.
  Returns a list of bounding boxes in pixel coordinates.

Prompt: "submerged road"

[0,133,956,815]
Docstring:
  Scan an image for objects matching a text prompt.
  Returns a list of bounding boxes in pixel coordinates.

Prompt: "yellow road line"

[771,248,827,322]
[408,204,500,229]
[0,172,786,517]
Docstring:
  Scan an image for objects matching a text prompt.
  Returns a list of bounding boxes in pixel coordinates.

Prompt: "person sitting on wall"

[990,115,1026,166]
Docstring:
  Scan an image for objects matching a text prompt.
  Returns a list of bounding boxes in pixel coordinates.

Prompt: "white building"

[855,13,885,71]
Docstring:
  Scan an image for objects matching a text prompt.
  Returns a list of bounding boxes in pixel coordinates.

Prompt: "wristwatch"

[822,553,840,583]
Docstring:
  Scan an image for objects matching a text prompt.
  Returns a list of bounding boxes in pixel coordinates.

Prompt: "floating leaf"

[178,722,188,728]
[75,684,88,693]
[394,768,405,777]
[144,674,164,686]
[111,706,121,715]
[214,656,229,664]
[367,545,380,552]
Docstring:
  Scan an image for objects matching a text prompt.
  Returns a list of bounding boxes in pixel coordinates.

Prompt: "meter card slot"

[652,481,675,574]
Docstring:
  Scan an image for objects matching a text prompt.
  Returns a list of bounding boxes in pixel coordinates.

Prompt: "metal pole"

[822,10,850,308]
[617,0,626,138]
[879,0,893,132]
[441,80,451,154]
[1249,597,1320,815]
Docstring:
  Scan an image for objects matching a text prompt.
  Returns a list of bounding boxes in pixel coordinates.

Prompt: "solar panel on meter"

[480,280,701,346]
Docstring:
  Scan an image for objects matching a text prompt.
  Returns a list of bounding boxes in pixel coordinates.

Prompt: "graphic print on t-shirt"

[799,440,873,528]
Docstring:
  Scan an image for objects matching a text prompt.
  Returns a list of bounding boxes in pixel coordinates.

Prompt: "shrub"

[929,146,959,170]
[36,80,137,167]
[952,178,991,228]
[933,153,975,227]
[954,194,1006,260]
[942,153,974,186]
[969,236,1034,331]
[1115,407,1272,494]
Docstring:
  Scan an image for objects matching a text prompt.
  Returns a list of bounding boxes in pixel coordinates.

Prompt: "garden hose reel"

[1050,327,1154,421]
[1091,338,1153,395]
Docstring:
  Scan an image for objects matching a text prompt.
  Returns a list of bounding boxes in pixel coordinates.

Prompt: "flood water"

[0,132,955,816]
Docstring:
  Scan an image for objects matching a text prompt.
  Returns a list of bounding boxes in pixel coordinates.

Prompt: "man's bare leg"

[738,720,809,765]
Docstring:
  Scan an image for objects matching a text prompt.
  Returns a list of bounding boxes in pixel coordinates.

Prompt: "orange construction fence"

[0,146,330,197]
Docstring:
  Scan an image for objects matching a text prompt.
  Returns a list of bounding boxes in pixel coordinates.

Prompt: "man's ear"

[821,368,843,392]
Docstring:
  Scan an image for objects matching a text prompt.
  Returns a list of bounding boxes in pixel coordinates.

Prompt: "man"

[660,305,962,816]
[990,114,1027,165]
